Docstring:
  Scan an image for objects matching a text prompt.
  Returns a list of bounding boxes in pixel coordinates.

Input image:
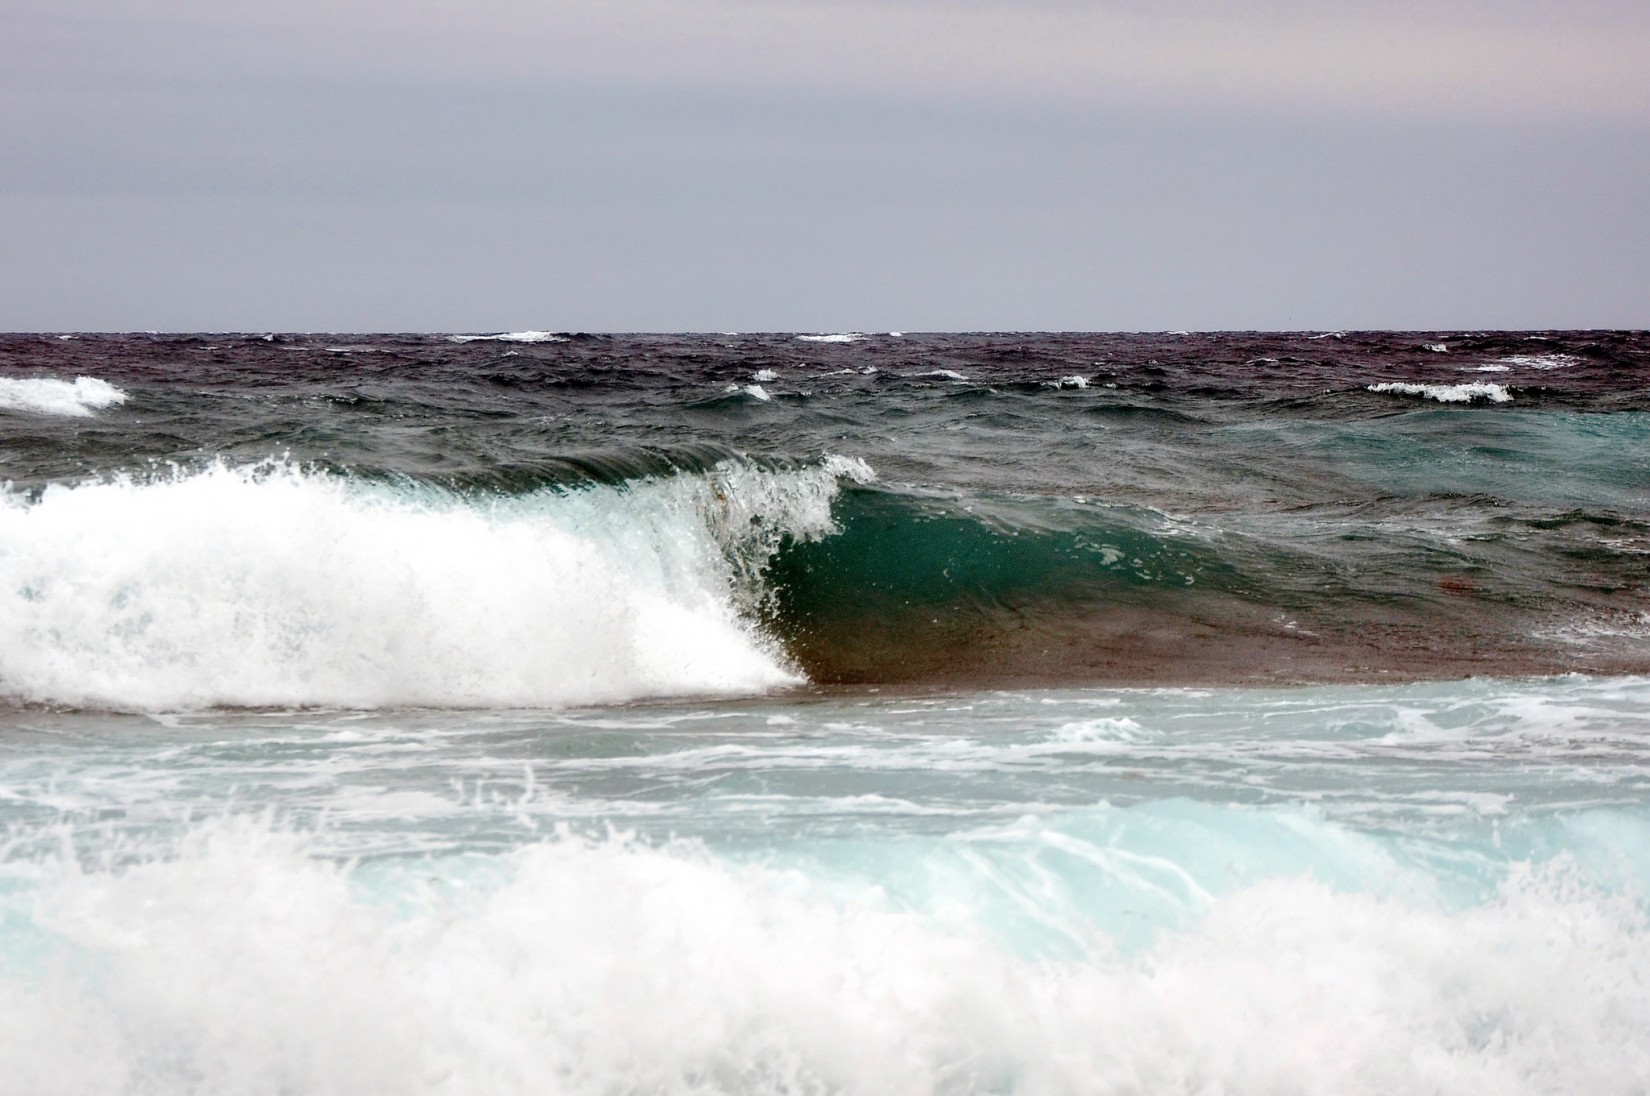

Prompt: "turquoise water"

[4,677,1650,1093]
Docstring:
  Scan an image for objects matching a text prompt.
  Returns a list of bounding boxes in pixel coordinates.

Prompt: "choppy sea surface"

[1,330,1648,1093]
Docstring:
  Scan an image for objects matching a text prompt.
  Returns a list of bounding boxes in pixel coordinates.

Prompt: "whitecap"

[921,370,968,382]
[1046,375,1089,389]
[0,376,128,417]
[796,333,868,344]
[752,369,779,383]
[1424,343,1449,353]
[449,331,567,344]
[1367,381,1511,404]
[1497,353,1579,370]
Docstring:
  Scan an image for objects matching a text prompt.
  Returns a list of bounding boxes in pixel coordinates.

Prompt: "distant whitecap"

[1497,353,1579,370]
[0,376,128,417]
[450,331,567,344]
[1367,381,1511,404]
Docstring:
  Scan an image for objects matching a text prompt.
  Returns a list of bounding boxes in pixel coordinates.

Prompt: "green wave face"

[760,479,1650,686]
[768,487,1238,610]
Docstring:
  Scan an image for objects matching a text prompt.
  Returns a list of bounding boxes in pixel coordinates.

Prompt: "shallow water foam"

[3,820,1648,1096]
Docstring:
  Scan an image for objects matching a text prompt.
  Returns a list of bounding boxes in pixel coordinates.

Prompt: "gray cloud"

[3,0,1647,329]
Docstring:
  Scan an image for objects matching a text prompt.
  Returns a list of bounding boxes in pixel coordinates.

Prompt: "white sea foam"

[449,331,567,344]
[1472,364,1512,372]
[3,820,1647,1095]
[796,333,867,344]
[0,458,872,710]
[752,369,779,382]
[0,376,127,417]
[1046,715,1155,744]
[922,369,968,381]
[1543,612,1650,648]
[1046,375,1089,389]
[1424,342,1449,352]
[1368,381,1512,404]
[722,383,772,401]
[1497,353,1580,370]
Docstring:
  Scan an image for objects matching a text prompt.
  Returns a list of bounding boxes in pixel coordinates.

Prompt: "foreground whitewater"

[5,679,1650,1094]
[1,331,1648,1094]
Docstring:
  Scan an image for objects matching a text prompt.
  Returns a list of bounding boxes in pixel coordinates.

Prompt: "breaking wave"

[0,457,872,710]
[0,376,127,417]
[1367,381,1512,404]
[448,331,568,344]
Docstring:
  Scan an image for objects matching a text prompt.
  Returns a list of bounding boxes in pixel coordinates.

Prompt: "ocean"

[1,329,1648,1093]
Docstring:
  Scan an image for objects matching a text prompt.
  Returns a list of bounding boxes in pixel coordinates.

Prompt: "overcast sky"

[3,0,1647,331]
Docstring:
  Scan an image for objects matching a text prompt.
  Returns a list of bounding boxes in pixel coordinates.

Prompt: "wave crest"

[0,376,127,417]
[0,458,870,710]
[1368,381,1512,404]
[448,331,567,344]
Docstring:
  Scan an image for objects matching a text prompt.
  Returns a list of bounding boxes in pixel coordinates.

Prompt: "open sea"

[1,329,1648,1094]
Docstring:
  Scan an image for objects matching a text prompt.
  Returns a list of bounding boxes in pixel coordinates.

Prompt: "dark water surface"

[2,329,1647,700]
